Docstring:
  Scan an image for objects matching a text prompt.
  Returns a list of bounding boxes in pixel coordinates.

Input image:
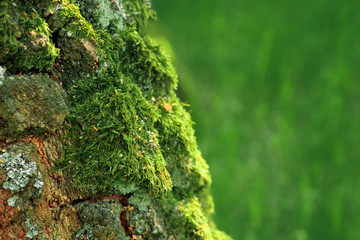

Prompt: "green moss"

[68,91,169,192]
[58,5,178,194]
[0,0,231,238]
[119,30,178,97]
[47,0,100,88]
[62,69,172,194]
[0,2,21,63]
[123,0,156,35]
[166,197,213,240]
[156,97,211,198]
[0,1,59,72]
[61,25,207,196]
[48,0,97,39]
[18,0,56,16]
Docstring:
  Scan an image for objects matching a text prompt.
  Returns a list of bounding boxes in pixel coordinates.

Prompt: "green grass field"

[151,0,360,239]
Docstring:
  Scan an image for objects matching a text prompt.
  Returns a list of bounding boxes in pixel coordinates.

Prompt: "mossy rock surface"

[0,0,231,239]
[74,200,128,239]
[0,73,69,138]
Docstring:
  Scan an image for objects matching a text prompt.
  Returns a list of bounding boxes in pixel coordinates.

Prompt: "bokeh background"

[150,0,360,239]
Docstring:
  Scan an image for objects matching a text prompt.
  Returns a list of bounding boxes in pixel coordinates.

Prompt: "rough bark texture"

[0,1,231,239]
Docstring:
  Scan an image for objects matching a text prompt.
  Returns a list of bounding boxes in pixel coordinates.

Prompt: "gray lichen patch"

[7,195,19,207]
[127,193,170,239]
[24,217,40,239]
[0,143,44,208]
[0,66,5,86]
[33,172,44,192]
[0,73,69,138]
[77,0,126,34]
[0,152,38,192]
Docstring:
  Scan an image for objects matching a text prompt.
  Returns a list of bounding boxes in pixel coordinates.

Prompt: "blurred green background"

[150,0,360,239]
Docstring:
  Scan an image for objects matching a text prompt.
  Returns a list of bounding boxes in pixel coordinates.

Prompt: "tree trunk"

[0,1,231,239]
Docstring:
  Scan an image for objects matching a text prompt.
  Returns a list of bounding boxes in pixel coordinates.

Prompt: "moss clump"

[57,0,229,238]
[0,0,231,238]
[119,30,178,98]
[0,1,59,73]
[164,197,213,240]
[63,71,172,194]
[123,0,156,35]
[156,97,211,198]
[57,2,175,195]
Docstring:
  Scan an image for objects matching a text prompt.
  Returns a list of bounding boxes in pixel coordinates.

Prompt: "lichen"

[77,0,126,34]
[7,195,19,207]
[0,153,38,192]
[0,66,5,86]
[0,144,45,210]
[33,172,44,193]
[24,217,40,239]
[74,201,128,240]
[127,192,169,239]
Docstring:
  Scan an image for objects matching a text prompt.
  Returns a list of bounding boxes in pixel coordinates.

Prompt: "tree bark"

[0,1,231,239]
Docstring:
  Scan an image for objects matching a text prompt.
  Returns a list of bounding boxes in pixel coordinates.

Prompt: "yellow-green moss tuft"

[63,72,172,194]
[0,1,59,73]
